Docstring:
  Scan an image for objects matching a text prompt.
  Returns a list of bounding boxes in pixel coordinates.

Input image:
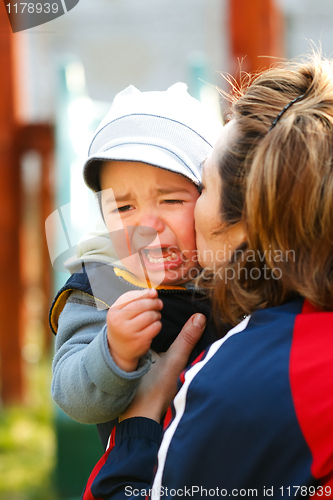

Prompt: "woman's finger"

[163,313,206,369]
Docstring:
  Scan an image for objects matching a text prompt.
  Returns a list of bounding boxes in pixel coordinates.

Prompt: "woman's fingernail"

[193,314,206,328]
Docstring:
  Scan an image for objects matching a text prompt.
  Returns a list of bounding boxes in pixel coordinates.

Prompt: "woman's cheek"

[194,200,204,241]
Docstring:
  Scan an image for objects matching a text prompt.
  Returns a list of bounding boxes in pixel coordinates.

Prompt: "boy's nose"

[137,213,165,233]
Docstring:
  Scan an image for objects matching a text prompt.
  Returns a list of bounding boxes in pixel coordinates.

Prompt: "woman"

[82,54,333,499]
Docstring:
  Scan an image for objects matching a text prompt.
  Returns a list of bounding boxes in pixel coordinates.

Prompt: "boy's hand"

[106,289,163,372]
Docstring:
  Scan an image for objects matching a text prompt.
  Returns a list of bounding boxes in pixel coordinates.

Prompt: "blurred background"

[1,0,333,498]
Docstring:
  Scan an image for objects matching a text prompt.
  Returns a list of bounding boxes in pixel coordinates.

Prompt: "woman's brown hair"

[207,54,333,325]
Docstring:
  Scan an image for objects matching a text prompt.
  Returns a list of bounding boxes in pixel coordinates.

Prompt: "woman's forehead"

[215,120,236,154]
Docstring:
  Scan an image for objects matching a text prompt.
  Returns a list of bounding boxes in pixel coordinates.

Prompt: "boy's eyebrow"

[103,186,192,204]
[156,187,192,195]
[104,192,132,204]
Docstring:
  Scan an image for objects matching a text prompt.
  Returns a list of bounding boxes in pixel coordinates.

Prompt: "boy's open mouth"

[142,248,178,264]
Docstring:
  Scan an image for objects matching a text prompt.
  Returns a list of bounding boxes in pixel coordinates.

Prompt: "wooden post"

[16,124,55,350]
[0,5,24,404]
[229,0,285,77]
[40,130,55,350]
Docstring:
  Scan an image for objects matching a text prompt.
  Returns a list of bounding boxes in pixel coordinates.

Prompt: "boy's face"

[100,161,200,285]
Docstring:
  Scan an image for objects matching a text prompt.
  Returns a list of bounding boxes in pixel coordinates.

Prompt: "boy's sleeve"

[82,417,163,500]
[51,294,152,424]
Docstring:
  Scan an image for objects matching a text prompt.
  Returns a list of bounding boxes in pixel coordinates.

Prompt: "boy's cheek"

[181,249,199,263]
[105,218,124,233]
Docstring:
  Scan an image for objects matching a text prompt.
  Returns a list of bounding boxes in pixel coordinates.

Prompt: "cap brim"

[83,143,200,192]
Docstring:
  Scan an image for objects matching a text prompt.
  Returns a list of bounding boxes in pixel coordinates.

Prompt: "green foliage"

[0,357,58,500]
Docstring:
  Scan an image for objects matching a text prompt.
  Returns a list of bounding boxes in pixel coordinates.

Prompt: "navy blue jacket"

[82,298,333,499]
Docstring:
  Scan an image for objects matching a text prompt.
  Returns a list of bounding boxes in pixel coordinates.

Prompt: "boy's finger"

[112,289,158,309]
[135,320,162,343]
[126,310,162,332]
[122,298,163,318]
[109,298,163,323]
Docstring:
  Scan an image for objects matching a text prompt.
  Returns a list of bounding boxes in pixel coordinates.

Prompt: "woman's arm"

[82,417,163,500]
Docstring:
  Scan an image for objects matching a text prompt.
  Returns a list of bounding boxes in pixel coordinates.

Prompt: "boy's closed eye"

[113,200,185,213]
[162,199,184,205]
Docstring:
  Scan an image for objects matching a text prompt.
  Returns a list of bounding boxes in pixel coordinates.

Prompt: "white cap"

[83,83,223,191]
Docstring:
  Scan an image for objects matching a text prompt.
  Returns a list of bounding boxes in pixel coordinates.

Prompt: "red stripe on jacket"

[82,426,116,500]
[289,300,333,495]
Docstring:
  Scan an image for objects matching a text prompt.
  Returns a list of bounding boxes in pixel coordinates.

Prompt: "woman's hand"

[119,313,207,423]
